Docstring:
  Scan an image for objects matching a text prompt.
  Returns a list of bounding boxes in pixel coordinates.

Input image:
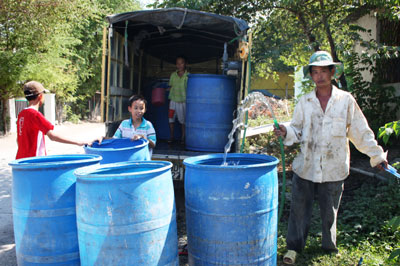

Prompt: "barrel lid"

[9,154,102,169]
[183,153,279,169]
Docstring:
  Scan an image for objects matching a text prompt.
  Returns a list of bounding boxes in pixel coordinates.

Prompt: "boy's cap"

[23,81,50,97]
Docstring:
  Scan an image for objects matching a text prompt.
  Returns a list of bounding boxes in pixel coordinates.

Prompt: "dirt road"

[0,122,105,266]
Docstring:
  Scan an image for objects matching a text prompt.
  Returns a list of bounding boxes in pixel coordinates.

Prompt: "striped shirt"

[113,117,156,156]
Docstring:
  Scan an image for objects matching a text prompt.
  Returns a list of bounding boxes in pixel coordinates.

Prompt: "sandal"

[283,250,297,265]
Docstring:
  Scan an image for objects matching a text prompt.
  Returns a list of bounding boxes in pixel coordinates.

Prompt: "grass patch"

[274,175,400,265]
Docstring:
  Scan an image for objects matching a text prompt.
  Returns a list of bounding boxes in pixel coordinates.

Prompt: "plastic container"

[8,154,102,265]
[83,138,150,164]
[75,161,178,266]
[183,153,279,265]
[145,89,182,141]
[152,87,166,106]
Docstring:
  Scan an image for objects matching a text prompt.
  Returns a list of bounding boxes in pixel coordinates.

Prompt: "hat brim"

[303,62,343,79]
[23,88,50,97]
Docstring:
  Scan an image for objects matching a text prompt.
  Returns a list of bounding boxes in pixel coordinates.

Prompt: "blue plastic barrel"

[74,161,178,266]
[144,85,182,140]
[83,138,150,164]
[8,154,102,265]
[185,74,236,152]
[183,153,279,265]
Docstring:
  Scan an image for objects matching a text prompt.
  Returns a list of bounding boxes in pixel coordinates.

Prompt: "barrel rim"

[188,73,236,80]
[74,160,173,179]
[83,138,148,152]
[183,153,279,169]
[8,154,102,168]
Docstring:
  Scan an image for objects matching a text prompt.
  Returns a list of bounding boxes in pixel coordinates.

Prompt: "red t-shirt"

[16,108,54,159]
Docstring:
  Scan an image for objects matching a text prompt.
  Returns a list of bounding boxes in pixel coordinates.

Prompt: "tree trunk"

[296,11,320,52]
[319,0,348,89]
[1,98,9,135]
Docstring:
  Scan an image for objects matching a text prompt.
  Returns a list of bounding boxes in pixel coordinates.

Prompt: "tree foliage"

[0,0,140,132]
[151,0,400,131]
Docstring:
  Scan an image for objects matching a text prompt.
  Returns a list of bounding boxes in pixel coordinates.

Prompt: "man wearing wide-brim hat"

[274,51,388,264]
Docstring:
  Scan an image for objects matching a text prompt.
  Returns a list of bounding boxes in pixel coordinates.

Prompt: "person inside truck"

[111,95,156,156]
[167,55,189,144]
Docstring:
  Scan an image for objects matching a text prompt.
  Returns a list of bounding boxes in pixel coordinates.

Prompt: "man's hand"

[273,124,287,138]
[376,160,389,171]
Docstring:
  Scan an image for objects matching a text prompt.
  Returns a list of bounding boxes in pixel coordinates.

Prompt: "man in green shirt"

[168,55,189,144]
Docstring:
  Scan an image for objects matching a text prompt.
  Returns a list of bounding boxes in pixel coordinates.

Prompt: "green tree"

[70,0,140,121]
[151,0,400,130]
[0,0,140,133]
[0,0,64,132]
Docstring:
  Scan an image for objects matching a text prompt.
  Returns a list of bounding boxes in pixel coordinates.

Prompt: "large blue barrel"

[183,153,279,265]
[185,74,236,152]
[74,161,179,265]
[83,138,150,164]
[8,154,102,265]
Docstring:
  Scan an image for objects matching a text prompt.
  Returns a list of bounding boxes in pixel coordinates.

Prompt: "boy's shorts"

[169,101,185,124]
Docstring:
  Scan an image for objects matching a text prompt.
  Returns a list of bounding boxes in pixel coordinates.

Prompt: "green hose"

[238,40,287,223]
[274,119,286,222]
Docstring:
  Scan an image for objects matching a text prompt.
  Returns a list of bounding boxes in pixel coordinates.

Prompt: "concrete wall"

[44,93,56,125]
[354,12,378,82]
[8,95,56,133]
[8,99,16,133]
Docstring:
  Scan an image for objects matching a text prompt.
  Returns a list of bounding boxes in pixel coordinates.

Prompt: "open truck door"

[100,8,250,180]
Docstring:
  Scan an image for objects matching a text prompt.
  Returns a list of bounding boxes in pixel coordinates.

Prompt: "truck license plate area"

[151,155,185,181]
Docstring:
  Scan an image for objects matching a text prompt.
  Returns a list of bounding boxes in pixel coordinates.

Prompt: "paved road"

[0,122,105,265]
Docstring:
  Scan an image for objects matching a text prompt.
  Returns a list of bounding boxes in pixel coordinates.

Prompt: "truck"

[100,8,251,181]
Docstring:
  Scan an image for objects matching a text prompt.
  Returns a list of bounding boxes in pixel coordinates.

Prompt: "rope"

[176,8,187,29]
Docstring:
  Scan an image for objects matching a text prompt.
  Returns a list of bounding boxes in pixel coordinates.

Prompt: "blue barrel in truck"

[185,74,236,152]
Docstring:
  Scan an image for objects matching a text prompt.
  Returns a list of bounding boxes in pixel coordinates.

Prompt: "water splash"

[222,92,277,165]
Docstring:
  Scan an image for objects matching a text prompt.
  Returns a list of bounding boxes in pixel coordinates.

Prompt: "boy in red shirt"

[16,81,89,159]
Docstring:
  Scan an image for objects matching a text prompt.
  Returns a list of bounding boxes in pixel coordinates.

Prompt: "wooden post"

[100,26,107,122]
[106,26,112,122]
[244,31,253,98]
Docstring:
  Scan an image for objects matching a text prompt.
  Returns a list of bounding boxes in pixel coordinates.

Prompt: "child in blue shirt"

[113,95,156,155]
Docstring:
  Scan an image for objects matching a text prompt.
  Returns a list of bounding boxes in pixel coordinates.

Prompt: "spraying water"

[223,91,288,223]
[222,92,278,165]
